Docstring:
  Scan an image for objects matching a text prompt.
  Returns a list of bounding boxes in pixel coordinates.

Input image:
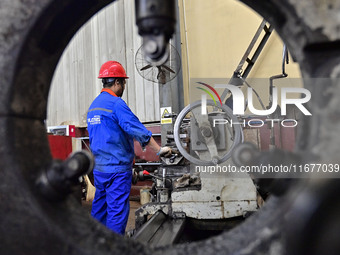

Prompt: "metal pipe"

[135,0,176,65]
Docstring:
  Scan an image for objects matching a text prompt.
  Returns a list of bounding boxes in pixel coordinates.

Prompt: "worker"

[87,60,172,235]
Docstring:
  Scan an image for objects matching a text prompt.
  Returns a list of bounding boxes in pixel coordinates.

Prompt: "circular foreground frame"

[1,0,340,254]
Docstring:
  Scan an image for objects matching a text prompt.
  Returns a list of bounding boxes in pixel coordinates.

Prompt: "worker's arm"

[147,137,161,153]
[147,137,172,157]
[114,101,173,157]
[114,100,152,147]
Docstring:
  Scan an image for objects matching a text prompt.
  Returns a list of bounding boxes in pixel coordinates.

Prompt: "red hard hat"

[98,61,129,79]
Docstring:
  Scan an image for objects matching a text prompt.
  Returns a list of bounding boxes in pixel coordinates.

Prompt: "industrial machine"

[130,11,291,245]
[131,97,260,245]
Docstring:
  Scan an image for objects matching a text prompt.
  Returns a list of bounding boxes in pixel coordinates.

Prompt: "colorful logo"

[196,82,223,106]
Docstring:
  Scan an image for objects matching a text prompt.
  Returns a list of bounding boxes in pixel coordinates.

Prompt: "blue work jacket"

[87,88,152,173]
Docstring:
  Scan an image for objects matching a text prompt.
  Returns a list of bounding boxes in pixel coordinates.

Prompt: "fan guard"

[135,43,181,84]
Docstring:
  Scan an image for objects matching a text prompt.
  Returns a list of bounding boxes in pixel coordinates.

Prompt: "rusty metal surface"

[0,0,339,254]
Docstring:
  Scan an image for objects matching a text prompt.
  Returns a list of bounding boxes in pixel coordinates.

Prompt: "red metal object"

[48,125,161,161]
[47,126,88,160]
[245,118,296,151]
[48,135,73,160]
[47,125,160,201]
[134,125,161,162]
[47,125,76,137]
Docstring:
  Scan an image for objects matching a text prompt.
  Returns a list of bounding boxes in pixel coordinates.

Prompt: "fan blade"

[161,65,175,73]
[140,64,152,71]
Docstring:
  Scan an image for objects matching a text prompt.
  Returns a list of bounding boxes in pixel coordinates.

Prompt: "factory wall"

[47,1,166,127]
[178,0,302,109]
[47,0,302,127]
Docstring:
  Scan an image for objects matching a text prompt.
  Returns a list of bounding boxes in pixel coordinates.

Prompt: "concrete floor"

[126,200,141,232]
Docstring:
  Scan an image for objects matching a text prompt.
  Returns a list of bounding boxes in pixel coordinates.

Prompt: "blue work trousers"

[91,170,132,235]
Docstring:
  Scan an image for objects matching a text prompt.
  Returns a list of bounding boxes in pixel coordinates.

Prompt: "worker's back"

[87,89,152,173]
[87,90,134,172]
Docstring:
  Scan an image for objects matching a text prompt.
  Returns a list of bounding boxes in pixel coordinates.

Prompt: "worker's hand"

[157,146,173,158]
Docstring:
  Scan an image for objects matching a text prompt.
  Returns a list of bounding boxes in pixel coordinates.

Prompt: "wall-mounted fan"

[135,43,181,84]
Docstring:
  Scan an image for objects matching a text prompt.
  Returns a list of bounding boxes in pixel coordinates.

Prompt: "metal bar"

[135,162,162,166]
[133,210,186,247]
[221,20,273,102]
[148,218,186,246]
[268,45,289,149]
[133,211,167,243]
[269,44,289,108]
[234,19,267,74]
[221,19,268,101]
[242,24,274,78]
